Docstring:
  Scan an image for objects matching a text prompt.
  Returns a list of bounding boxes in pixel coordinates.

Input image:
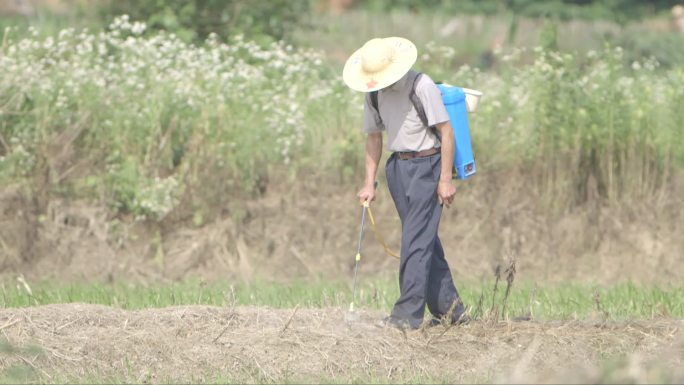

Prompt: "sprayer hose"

[366,205,400,260]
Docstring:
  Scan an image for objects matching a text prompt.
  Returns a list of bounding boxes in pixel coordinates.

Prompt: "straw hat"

[343,37,417,92]
[673,5,684,17]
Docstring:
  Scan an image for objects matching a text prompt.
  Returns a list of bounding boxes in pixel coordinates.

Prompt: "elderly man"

[342,37,466,329]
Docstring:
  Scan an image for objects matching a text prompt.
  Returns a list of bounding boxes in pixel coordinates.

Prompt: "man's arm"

[357,132,382,204]
[435,121,456,207]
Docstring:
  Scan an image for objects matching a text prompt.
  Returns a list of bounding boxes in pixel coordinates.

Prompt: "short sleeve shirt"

[362,69,449,152]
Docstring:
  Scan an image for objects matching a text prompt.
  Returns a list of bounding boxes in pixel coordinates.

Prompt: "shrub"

[0,17,355,220]
[97,0,311,43]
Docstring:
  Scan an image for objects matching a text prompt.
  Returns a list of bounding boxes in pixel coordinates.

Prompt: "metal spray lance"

[349,181,377,312]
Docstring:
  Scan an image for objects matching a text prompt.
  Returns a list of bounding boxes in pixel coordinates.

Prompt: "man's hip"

[394,147,441,160]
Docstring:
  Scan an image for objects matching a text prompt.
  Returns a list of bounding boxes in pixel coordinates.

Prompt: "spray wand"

[349,181,377,312]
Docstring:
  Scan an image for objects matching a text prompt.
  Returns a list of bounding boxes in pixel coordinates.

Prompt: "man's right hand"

[357,184,376,205]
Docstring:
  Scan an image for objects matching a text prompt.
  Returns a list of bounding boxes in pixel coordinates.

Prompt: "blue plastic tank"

[437,84,476,180]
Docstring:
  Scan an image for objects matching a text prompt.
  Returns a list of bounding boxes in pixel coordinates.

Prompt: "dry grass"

[0,304,682,383]
[2,177,683,288]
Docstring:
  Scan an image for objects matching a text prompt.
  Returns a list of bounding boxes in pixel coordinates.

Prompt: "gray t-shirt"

[362,69,449,152]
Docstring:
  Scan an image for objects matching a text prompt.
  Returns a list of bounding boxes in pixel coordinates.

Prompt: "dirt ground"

[0,304,682,383]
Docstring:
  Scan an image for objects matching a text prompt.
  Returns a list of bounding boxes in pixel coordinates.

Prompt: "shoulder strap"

[369,91,382,128]
[409,73,429,128]
[370,90,379,111]
[411,72,441,141]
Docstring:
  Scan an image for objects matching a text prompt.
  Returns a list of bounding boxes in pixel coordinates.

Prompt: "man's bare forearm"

[365,132,383,187]
[437,122,454,181]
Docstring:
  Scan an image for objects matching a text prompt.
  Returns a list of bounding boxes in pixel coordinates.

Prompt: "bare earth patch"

[2,174,684,286]
[0,304,682,383]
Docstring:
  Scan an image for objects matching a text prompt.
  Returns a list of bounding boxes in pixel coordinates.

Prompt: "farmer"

[343,37,466,329]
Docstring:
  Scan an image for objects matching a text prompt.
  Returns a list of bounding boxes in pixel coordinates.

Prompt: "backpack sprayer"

[438,84,483,179]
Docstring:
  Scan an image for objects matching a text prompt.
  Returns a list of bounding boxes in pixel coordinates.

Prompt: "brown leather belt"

[396,147,441,160]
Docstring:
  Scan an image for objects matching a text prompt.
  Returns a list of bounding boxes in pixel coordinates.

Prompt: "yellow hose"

[366,206,400,259]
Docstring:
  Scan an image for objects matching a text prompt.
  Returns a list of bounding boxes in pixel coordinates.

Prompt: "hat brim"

[343,37,417,93]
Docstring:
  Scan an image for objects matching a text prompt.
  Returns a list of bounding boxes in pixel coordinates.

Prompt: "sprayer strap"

[408,73,429,128]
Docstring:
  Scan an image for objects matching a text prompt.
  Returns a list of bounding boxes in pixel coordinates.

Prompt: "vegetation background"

[1,0,682,285]
[0,0,683,383]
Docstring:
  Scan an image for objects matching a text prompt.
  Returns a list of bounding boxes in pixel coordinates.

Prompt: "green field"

[3,278,682,321]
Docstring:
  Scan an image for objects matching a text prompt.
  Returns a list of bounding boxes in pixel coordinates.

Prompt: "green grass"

[2,278,682,320]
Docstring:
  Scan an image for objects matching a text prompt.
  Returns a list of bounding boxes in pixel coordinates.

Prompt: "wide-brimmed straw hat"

[343,37,418,93]
[673,5,684,17]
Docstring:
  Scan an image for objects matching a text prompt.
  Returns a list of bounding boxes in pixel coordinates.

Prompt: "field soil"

[1,169,683,285]
[0,304,682,383]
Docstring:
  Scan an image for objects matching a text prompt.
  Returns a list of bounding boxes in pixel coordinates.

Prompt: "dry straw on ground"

[0,304,682,383]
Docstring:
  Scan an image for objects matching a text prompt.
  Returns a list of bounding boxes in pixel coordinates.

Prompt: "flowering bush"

[426,44,684,206]
[0,18,681,219]
[0,16,355,219]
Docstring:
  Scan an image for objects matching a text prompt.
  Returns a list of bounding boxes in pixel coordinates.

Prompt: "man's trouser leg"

[386,153,462,328]
[426,237,465,322]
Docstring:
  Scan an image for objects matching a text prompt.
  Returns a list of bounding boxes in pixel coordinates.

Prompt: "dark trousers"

[386,152,464,328]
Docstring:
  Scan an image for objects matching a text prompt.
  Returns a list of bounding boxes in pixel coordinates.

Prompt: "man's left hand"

[437,180,456,207]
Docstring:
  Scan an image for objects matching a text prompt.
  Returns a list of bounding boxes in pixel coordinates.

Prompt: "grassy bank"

[2,278,682,320]
[1,18,683,224]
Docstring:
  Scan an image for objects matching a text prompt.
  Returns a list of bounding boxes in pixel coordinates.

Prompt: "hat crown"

[674,5,684,16]
[342,37,416,92]
[361,38,394,74]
